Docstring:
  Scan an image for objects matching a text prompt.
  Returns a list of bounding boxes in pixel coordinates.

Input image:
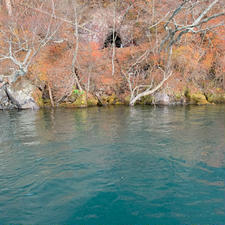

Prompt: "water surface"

[0,106,225,225]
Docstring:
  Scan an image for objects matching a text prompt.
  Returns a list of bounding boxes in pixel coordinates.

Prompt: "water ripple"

[0,106,225,225]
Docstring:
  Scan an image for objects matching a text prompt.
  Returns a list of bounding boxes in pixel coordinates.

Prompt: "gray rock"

[0,88,7,109]
[0,85,16,110]
[5,78,39,110]
[0,88,7,101]
[153,92,170,105]
[0,75,3,83]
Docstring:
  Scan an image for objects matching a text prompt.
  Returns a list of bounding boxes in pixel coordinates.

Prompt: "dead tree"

[0,0,60,82]
[71,0,83,91]
[121,0,224,106]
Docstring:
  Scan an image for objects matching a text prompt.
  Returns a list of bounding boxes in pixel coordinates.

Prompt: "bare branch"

[71,1,83,91]
[19,2,97,35]
[160,0,224,51]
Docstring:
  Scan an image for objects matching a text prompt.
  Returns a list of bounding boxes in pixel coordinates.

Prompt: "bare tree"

[120,0,224,106]
[0,0,60,82]
[160,0,224,51]
[71,0,83,91]
[111,0,118,76]
[125,50,173,106]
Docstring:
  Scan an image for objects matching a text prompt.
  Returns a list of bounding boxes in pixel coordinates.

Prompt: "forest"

[0,0,225,109]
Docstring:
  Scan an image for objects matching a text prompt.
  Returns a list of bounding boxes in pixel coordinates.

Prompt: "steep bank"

[0,0,224,109]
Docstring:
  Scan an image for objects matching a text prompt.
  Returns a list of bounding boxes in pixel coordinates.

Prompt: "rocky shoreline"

[1,75,225,110]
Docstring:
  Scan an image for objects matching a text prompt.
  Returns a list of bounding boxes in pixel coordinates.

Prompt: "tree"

[117,0,224,106]
[0,0,60,82]
[5,0,12,16]
[71,0,84,91]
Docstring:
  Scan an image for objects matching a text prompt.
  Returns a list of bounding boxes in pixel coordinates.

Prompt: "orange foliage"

[1,0,225,102]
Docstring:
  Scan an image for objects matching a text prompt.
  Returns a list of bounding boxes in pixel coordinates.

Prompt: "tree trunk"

[5,0,12,16]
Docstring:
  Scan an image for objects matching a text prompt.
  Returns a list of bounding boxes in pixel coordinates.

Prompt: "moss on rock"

[185,89,209,105]
[206,93,225,104]
[137,95,153,105]
[122,96,130,105]
[99,94,121,105]
[191,93,209,105]
[72,92,87,107]
[87,94,98,106]
[190,93,209,105]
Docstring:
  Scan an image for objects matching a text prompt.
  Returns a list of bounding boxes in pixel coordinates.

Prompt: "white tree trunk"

[5,0,12,16]
[129,71,173,106]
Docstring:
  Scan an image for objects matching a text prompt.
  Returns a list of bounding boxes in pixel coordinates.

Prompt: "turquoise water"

[0,106,225,225]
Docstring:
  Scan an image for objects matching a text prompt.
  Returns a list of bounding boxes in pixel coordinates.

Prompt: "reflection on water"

[0,105,225,225]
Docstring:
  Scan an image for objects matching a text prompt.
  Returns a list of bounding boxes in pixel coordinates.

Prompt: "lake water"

[0,106,225,225]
